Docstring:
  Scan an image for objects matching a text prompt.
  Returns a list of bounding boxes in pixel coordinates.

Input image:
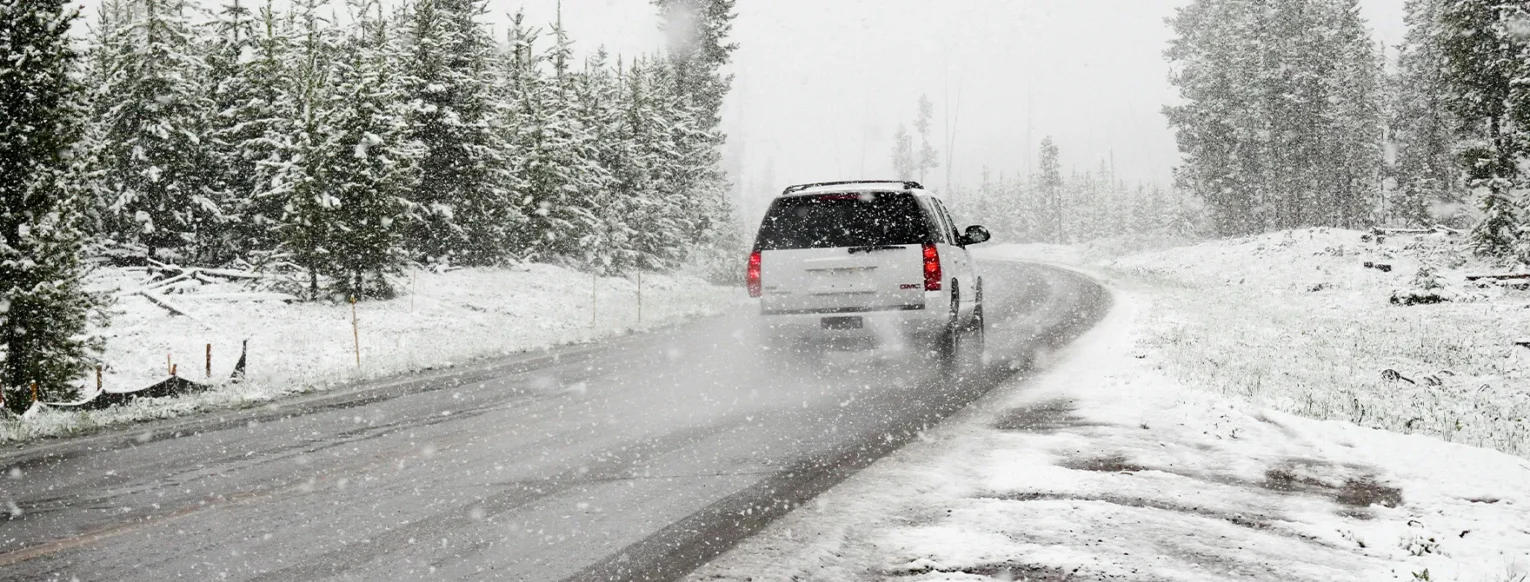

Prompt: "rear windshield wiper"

[847,245,906,254]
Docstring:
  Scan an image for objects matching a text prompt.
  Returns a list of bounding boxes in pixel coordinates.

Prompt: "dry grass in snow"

[1076,228,1530,459]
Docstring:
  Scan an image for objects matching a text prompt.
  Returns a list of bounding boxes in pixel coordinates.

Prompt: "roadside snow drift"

[1097,228,1530,459]
[1,264,735,443]
[689,283,1530,582]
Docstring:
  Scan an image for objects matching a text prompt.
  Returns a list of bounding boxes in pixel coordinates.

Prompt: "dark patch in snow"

[992,399,1102,433]
[884,558,1116,580]
[1061,453,1147,473]
[1261,458,1403,510]
[982,491,1277,532]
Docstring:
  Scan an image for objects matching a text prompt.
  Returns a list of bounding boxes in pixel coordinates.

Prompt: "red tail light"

[747,250,762,297]
[922,244,941,291]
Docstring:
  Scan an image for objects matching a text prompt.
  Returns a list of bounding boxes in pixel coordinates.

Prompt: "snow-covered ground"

[689,234,1530,581]
[1094,228,1530,460]
[1,264,737,443]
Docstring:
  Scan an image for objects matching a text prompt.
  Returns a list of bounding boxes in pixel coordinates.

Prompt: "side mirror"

[960,225,991,245]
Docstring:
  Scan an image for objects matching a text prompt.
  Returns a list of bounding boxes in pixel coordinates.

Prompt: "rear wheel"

[937,282,963,369]
[967,279,986,366]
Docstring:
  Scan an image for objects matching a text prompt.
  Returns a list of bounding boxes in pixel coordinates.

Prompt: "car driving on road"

[747,180,991,362]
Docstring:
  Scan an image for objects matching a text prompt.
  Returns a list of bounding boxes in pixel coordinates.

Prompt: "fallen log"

[1372,227,1434,235]
[1465,273,1530,281]
[196,267,270,280]
[1369,225,1463,236]
[174,292,298,302]
[116,272,194,298]
[137,292,216,330]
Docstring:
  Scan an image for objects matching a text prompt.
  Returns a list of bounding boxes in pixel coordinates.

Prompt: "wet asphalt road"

[0,260,1108,582]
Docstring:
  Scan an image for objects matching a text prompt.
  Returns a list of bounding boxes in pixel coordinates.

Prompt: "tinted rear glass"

[754,192,930,250]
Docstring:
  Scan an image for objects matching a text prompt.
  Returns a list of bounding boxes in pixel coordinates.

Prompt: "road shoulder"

[687,277,1530,582]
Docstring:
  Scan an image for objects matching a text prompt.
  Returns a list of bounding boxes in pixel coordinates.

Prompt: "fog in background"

[71,0,1407,221]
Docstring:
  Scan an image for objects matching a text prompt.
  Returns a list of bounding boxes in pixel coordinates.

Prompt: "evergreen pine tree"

[1037,137,1063,243]
[651,0,738,277]
[1323,0,1385,228]
[504,10,605,265]
[93,0,217,262]
[319,0,420,298]
[1438,0,1527,258]
[272,0,344,299]
[0,0,104,409]
[1165,0,1386,236]
[201,0,293,264]
[579,50,642,271]
[891,124,914,181]
[651,0,736,130]
[403,0,513,266]
[914,94,939,185]
[1391,0,1461,226]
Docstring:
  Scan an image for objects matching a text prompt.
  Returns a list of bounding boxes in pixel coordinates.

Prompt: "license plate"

[821,316,863,330]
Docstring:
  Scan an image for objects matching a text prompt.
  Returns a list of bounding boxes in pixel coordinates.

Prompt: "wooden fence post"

[351,296,361,368]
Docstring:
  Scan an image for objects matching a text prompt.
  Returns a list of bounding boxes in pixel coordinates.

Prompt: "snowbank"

[1,264,737,443]
[1078,228,1530,460]
[690,281,1530,581]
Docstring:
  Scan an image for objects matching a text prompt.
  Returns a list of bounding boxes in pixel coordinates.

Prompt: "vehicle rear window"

[754,192,930,250]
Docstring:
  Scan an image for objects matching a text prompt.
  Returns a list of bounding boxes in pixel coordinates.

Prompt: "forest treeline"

[1,0,738,407]
[900,0,1530,257]
[887,96,1202,245]
[1168,0,1530,260]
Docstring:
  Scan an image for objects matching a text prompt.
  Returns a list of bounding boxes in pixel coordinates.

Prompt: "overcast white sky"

[74,0,1407,211]
[505,0,1405,213]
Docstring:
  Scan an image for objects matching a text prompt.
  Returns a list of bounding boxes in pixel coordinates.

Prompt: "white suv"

[747,180,990,361]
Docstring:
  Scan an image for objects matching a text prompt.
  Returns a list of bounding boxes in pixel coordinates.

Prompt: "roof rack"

[780,180,924,195]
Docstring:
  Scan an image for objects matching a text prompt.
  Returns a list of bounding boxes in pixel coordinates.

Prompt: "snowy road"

[0,261,1107,582]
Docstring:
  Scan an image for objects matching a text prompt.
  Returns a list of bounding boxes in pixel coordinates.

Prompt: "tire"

[967,280,986,366]
[937,281,962,369]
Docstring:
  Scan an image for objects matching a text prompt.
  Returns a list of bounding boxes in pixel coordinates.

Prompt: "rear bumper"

[755,300,949,349]
[760,303,925,316]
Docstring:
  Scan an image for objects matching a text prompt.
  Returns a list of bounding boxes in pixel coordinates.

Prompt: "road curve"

[0,260,1108,582]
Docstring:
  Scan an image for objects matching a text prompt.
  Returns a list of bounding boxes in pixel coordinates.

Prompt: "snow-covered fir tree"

[200,0,293,263]
[402,0,514,266]
[1163,0,1384,236]
[502,10,604,265]
[649,0,738,278]
[1436,0,1528,259]
[616,57,688,270]
[1390,0,1462,227]
[575,50,640,271]
[891,124,914,182]
[270,0,346,298]
[914,94,938,185]
[313,0,420,298]
[1037,137,1063,243]
[652,0,736,131]
[0,0,104,409]
[89,0,218,261]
